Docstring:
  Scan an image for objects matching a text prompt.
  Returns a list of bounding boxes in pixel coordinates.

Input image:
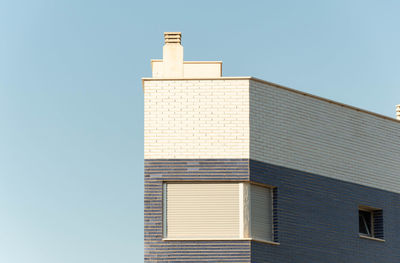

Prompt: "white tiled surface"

[144,79,250,159]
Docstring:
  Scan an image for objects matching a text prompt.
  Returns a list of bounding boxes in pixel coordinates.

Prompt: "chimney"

[150,32,222,78]
[396,104,400,120]
[162,32,183,78]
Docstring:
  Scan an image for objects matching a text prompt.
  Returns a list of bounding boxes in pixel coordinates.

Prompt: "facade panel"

[144,79,250,159]
[145,158,400,262]
[144,159,251,262]
[249,79,400,193]
[250,159,400,263]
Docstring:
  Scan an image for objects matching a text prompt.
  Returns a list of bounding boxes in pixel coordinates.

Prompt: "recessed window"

[358,206,384,240]
[163,182,241,239]
[163,182,277,243]
[251,184,273,241]
[359,210,372,236]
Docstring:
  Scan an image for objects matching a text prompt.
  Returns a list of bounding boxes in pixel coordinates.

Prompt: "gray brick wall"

[250,79,400,193]
[144,159,251,262]
[144,158,400,262]
[250,159,400,263]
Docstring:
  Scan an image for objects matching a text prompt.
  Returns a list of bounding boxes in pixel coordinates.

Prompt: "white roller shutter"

[165,183,240,238]
[250,184,272,241]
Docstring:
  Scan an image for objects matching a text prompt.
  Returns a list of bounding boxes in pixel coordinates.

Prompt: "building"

[143,32,400,262]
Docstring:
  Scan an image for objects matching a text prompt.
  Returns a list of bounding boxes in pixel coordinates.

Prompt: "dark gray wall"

[250,159,400,263]
[144,159,400,262]
[144,159,250,262]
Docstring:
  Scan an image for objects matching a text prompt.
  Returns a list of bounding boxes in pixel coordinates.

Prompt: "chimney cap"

[164,32,181,44]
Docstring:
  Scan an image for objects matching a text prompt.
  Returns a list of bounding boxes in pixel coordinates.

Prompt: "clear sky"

[0,0,399,262]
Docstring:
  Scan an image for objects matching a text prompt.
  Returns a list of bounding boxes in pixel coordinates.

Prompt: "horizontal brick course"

[144,158,400,262]
[143,76,400,261]
[144,80,250,159]
[249,79,400,193]
[250,159,400,263]
[144,159,251,262]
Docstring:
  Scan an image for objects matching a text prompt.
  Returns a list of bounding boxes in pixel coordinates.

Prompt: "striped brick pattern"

[144,79,250,160]
[249,79,400,194]
[144,77,400,194]
[249,159,400,263]
[144,159,250,262]
[145,158,400,262]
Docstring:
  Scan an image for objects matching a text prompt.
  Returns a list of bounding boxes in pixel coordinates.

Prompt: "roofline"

[151,59,223,64]
[142,76,399,124]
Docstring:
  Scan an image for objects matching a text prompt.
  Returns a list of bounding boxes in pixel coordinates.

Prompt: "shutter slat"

[251,184,272,241]
[166,183,240,238]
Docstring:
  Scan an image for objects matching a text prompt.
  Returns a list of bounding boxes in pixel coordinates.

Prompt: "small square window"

[358,206,384,240]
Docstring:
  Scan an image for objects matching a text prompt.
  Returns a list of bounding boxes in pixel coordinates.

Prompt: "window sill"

[251,238,280,246]
[359,235,385,242]
[162,238,280,245]
[163,237,251,241]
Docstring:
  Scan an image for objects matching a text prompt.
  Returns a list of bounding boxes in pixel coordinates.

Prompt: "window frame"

[358,205,385,242]
[162,181,279,245]
[358,208,373,237]
[162,181,241,239]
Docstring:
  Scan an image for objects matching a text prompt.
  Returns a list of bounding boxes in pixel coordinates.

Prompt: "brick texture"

[250,159,400,263]
[144,159,251,262]
[144,79,250,159]
[249,79,400,193]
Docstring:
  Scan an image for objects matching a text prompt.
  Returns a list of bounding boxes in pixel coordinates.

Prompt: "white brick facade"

[144,79,250,159]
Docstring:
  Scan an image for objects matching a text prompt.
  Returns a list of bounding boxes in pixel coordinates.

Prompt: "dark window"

[358,206,384,240]
[359,210,372,236]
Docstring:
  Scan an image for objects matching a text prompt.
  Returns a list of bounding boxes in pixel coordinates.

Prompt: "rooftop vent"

[151,32,222,78]
[162,32,184,78]
[396,104,400,120]
[164,32,182,44]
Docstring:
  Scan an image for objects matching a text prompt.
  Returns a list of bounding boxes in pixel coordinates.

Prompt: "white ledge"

[251,239,280,246]
[162,237,280,245]
[359,235,385,242]
[163,237,252,241]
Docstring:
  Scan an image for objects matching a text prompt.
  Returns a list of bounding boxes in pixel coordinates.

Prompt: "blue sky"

[0,0,399,262]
